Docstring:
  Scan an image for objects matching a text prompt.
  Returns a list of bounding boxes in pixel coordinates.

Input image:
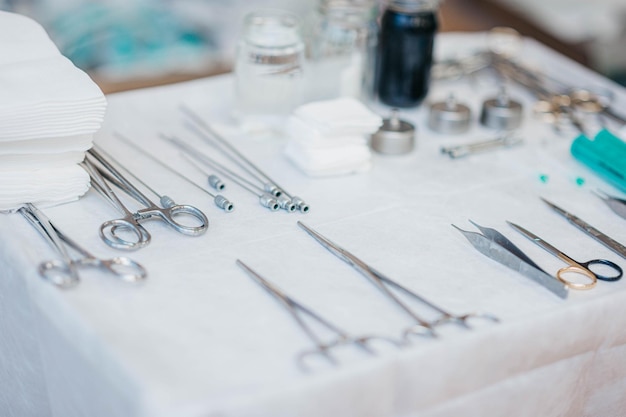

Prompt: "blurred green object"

[571,129,626,192]
[48,3,216,77]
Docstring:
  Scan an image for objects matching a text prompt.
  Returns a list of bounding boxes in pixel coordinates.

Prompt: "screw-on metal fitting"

[214,195,234,212]
[277,194,296,212]
[264,183,282,197]
[259,193,279,211]
[290,196,309,213]
[160,195,176,208]
[208,175,225,191]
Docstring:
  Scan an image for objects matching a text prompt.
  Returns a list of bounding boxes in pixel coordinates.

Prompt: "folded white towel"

[0,11,106,211]
[0,165,90,211]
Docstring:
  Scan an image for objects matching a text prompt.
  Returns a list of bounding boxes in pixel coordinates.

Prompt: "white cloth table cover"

[2,33,626,417]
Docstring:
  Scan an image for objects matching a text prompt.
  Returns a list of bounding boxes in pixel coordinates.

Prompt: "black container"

[375,0,438,108]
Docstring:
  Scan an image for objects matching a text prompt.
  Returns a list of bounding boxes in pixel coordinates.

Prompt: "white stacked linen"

[284,98,382,177]
[0,11,106,211]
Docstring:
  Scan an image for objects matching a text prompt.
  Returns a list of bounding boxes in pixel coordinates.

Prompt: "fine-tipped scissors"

[297,222,498,340]
[19,203,147,288]
[84,147,208,250]
[236,260,400,370]
[507,221,622,290]
[542,198,626,261]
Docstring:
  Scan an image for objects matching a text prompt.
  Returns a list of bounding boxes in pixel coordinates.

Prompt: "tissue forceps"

[297,222,498,339]
[19,203,147,288]
[85,147,208,250]
[507,221,622,289]
[595,190,626,221]
[236,260,400,370]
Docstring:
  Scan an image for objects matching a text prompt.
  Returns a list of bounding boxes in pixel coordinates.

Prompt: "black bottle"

[375,0,438,108]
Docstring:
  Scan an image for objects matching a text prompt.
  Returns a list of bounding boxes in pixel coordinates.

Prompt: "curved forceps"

[19,203,147,288]
[86,148,208,249]
[297,222,498,340]
[507,221,622,289]
[236,260,400,370]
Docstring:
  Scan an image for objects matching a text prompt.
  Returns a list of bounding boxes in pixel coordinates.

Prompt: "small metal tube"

[290,196,310,213]
[214,195,235,212]
[208,175,225,191]
[264,183,282,197]
[259,193,280,211]
[277,194,296,212]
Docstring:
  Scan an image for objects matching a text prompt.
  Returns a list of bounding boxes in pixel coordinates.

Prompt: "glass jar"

[306,0,378,101]
[375,0,439,108]
[234,10,306,132]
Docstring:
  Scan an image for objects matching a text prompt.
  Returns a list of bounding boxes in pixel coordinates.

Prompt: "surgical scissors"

[84,147,208,250]
[297,222,498,339]
[507,221,622,289]
[236,260,400,370]
[19,203,147,288]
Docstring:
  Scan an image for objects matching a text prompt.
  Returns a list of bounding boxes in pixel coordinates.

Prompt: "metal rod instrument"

[180,104,309,213]
[113,133,233,212]
[236,260,400,370]
[19,203,147,288]
[441,133,523,159]
[298,222,498,339]
[181,153,281,212]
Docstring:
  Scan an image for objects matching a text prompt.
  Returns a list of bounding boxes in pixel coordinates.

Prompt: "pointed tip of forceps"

[592,189,609,200]
[539,197,566,215]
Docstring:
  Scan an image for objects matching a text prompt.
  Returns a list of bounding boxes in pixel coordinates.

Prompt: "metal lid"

[371,110,415,154]
[480,88,523,130]
[428,94,471,134]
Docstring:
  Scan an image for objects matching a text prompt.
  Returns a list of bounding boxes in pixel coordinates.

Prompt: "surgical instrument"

[453,220,568,298]
[180,104,310,213]
[595,190,626,221]
[85,147,208,250]
[297,222,498,339]
[236,260,400,370]
[542,198,626,260]
[113,133,234,212]
[181,153,282,212]
[19,203,146,288]
[508,221,622,289]
[164,133,288,211]
[440,133,522,159]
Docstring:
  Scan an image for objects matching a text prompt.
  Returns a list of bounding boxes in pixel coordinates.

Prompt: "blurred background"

[2,0,625,93]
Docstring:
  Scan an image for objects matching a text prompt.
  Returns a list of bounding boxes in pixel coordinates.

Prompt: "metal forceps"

[507,221,623,290]
[297,222,499,339]
[236,260,400,370]
[84,147,208,250]
[19,203,147,288]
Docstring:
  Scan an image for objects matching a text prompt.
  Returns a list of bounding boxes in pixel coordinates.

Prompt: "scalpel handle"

[569,217,626,259]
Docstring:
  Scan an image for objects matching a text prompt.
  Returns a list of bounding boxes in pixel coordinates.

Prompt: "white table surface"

[2,33,626,417]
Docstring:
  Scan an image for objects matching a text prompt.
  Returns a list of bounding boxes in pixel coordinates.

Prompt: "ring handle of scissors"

[142,204,208,236]
[555,264,598,290]
[38,259,80,289]
[579,258,623,282]
[98,257,148,283]
[100,218,151,251]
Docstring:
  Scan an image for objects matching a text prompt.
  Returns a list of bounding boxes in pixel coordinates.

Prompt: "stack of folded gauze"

[0,11,106,211]
[284,98,382,177]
